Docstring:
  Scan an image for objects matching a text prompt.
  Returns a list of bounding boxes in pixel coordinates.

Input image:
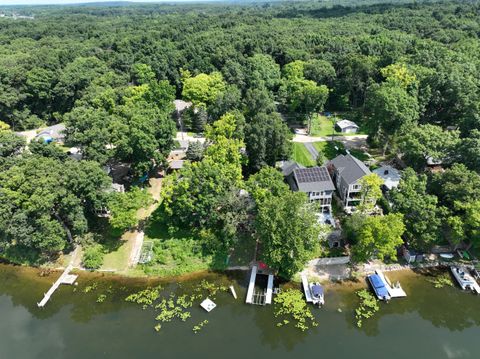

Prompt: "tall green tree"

[352,213,405,263]
[358,173,383,213]
[0,156,111,260]
[366,82,419,154]
[256,191,320,279]
[245,112,292,172]
[181,71,226,108]
[390,169,442,250]
[398,124,459,170]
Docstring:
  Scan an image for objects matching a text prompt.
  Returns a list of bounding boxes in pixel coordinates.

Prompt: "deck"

[375,270,407,298]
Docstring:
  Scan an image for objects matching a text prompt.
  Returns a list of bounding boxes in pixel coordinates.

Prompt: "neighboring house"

[285,165,335,213]
[35,123,66,144]
[335,119,359,134]
[328,154,371,211]
[168,159,185,172]
[373,165,401,191]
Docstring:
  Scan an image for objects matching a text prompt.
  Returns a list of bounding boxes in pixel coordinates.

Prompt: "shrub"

[82,244,104,269]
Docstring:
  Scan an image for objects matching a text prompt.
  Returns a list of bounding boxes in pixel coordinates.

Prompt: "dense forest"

[0,1,479,276]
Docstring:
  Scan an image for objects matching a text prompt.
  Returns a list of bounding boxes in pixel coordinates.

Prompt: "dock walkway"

[375,270,407,298]
[265,275,274,304]
[245,266,257,304]
[37,264,78,307]
[301,274,313,303]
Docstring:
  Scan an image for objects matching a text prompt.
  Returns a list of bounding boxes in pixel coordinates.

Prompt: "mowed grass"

[292,142,316,167]
[310,114,365,137]
[313,141,371,162]
[136,206,226,277]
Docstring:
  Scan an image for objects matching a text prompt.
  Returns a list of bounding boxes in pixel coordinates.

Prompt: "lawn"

[310,114,365,137]
[292,142,316,167]
[136,206,229,277]
[313,141,371,162]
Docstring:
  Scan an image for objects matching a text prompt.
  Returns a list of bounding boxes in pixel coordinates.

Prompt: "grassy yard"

[292,142,316,167]
[310,114,365,137]
[133,206,234,277]
[313,141,371,162]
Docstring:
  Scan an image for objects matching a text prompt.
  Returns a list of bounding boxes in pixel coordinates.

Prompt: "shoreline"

[0,259,446,291]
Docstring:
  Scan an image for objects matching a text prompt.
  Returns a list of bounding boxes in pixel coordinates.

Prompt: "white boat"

[450,266,480,294]
[309,282,325,306]
[440,253,454,259]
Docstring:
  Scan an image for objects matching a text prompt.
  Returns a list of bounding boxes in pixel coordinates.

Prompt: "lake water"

[1,264,479,359]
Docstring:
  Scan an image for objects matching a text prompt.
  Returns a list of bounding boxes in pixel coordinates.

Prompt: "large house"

[285,165,335,213]
[328,153,371,212]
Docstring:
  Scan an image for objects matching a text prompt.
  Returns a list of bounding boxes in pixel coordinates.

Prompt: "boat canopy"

[369,274,389,297]
[312,284,324,297]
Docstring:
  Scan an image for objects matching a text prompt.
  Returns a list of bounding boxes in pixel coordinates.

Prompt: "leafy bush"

[82,244,105,269]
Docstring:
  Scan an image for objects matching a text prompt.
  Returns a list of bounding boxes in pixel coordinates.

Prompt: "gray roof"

[330,154,371,184]
[292,166,335,192]
[373,165,401,190]
[336,119,359,130]
[169,160,185,170]
[278,160,305,177]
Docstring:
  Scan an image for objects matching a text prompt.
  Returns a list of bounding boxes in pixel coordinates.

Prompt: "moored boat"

[367,274,391,301]
[309,282,325,307]
[450,266,480,294]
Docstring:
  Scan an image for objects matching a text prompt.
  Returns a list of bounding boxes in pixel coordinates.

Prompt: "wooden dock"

[245,266,257,304]
[301,274,313,303]
[37,265,78,308]
[265,275,274,304]
[375,270,407,298]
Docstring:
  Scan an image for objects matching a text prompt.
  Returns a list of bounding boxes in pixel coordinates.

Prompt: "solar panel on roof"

[295,167,331,183]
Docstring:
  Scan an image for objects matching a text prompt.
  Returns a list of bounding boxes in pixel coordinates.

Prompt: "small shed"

[335,119,359,134]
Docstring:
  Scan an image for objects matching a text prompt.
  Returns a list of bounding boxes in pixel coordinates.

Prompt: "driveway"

[293,134,368,150]
[304,142,319,160]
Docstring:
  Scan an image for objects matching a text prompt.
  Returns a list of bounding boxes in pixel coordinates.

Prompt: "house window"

[352,184,361,190]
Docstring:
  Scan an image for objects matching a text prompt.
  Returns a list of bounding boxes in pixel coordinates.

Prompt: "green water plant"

[429,273,454,288]
[193,320,209,334]
[355,289,380,328]
[125,286,161,308]
[83,282,98,293]
[96,294,107,303]
[274,289,317,331]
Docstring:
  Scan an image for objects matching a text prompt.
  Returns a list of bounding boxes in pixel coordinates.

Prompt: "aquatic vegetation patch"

[355,289,379,328]
[125,286,161,308]
[195,280,228,299]
[193,320,209,333]
[274,289,317,331]
[96,294,107,303]
[83,282,98,293]
[428,273,453,288]
[125,280,229,333]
